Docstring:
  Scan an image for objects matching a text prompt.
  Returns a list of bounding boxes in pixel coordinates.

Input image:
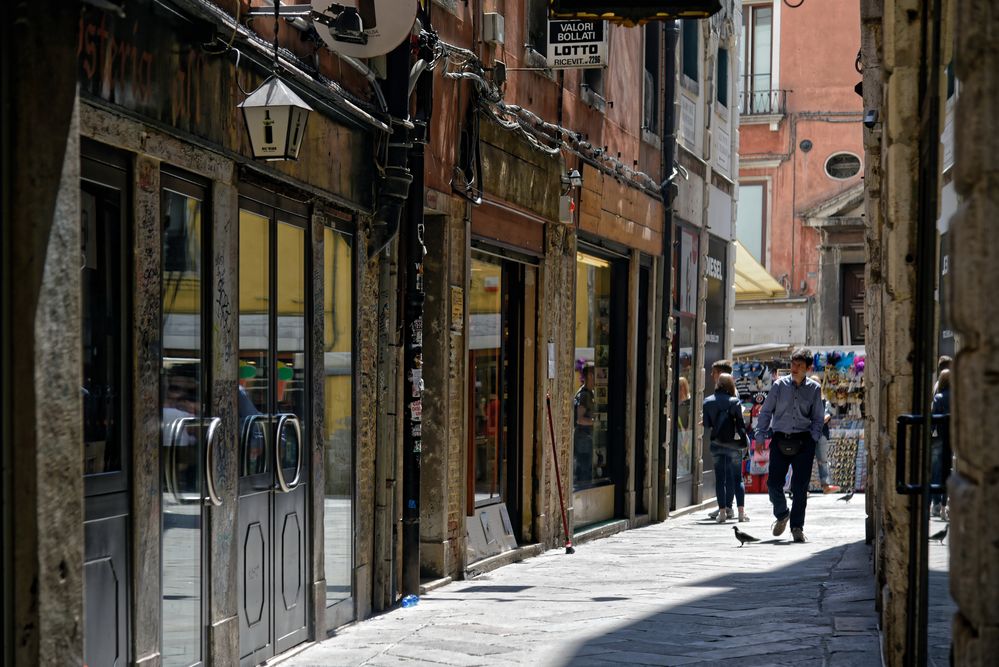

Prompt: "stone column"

[131,154,163,666]
[949,1,999,663]
[359,216,393,616]
[538,221,577,545]
[623,251,640,520]
[865,0,923,656]
[3,3,84,665]
[420,199,468,579]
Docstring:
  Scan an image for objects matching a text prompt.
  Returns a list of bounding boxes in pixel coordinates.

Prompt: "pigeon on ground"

[929,525,948,544]
[838,490,855,503]
[733,526,759,547]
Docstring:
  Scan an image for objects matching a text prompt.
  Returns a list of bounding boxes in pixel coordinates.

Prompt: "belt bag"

[776,435,809,457]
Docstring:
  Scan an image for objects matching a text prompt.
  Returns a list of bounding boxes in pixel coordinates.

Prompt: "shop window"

[736,183,767,265]
[675,317,696,478]
[677,227,699,317]
[160,171,208,667]
[323,225,354,613]
[717,47,729,108]
[583,68,606,104]
[469,253,511,506]
[573,252,613,489]
[81,180,126,480]
[526,0,547,56]
[671,226,699,481]
[643,23,661,134]
[163,191,202,273]
[681,20,699,85]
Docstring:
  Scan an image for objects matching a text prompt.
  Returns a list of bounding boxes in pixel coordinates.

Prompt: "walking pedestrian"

[704,373,750,523]
[930,369,951,519]
[754,349,825,543]
[810,374,841,494]
[706,361,750,522]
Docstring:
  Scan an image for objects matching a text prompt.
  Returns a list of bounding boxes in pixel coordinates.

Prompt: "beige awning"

[735,240,787,300]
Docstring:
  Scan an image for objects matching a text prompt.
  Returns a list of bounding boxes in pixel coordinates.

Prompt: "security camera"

[864,109,879,129]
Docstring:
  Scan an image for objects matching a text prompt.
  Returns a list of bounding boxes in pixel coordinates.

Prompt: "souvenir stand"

[811,349,866,492]
[732,347,866,493]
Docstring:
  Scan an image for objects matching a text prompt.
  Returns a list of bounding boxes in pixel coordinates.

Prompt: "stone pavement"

[282,493,881,666]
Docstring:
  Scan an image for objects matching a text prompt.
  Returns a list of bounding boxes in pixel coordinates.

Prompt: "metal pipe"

[659,19,679,518]
[905,0,945,663]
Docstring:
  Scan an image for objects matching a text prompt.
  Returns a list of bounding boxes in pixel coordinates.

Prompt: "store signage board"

[547,19,607,69]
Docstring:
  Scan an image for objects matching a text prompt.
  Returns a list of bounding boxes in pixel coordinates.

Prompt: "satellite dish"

[314,1,417,59]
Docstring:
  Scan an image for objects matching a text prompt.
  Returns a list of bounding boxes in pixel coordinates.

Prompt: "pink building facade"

[735,0,865,346]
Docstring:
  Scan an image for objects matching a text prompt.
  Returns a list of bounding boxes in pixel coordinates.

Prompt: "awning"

[732,343,794,359]
[735,240,787,300]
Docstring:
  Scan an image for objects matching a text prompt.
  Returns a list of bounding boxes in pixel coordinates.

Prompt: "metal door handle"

[164,418,183,502]
[274,413,302,492]
[204,417,223,506]
[240,413,270,476]
[166,416,197,504]
[895,413,951,495]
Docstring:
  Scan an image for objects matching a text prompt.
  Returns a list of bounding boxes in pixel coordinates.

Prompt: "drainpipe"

[399,8,435,597]
[370,25,417,613]
[657,20,679,520]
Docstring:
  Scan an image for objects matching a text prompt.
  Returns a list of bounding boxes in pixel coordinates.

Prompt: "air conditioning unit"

[483,13,505,46]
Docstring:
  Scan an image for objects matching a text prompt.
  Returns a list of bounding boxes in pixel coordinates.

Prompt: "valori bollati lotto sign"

[547,19,607,69]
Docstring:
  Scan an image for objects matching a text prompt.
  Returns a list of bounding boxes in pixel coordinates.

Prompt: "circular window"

[825,152,862,179]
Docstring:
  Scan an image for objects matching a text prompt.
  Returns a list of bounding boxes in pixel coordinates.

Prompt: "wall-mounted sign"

[547,19,607,69]
[314,0,417,59]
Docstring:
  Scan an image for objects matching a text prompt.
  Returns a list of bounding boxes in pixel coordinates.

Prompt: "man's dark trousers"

[767,436,817,529]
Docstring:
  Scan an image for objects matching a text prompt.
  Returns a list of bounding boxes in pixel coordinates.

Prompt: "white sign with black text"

[547,20,608,69]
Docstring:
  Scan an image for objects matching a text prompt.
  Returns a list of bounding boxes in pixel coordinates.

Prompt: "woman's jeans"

[711,446,743,510]
[815,434,832,486]
[930,438,951,507]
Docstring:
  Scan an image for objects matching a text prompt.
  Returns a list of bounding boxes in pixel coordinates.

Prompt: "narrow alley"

[285,494,885,666]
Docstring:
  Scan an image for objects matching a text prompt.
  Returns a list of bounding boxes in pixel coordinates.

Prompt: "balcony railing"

[739,78,788,116]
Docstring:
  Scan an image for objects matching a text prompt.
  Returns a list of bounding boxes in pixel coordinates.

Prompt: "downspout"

[906,0,944,662]
[400,8,435,597]
[657,20,679,520]
[371,25,418,614]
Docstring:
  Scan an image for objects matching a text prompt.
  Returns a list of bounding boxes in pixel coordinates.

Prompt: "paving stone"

[284,495,882,666]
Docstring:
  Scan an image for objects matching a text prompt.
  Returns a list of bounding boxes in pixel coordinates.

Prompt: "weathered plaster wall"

[357,216,385,617]
[539,222,578,543]
[949,0,999,662]
[862,0,918,658]
[420,195,470,578]
[6,4,84,665]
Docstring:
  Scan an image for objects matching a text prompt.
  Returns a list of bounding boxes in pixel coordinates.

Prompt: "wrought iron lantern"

[239,76,313,161]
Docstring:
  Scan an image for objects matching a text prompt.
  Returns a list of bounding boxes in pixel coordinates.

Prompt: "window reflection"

[469,254,505,503]
[323,226,353,609]
[276,221,306,475]
[675,320,695,477]
[81,183,124,477]
[574,252,612,489]
[160,185,204,667]
[239,210,271,479]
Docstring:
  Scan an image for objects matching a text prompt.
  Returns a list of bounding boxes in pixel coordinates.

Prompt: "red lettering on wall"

[77,14,155,108]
